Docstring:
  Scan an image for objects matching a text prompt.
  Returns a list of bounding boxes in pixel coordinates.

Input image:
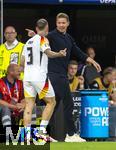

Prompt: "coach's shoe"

[65,134,86,142]
[74,134,86,142]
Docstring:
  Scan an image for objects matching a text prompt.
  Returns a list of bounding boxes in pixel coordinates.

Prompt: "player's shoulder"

[41,36,49,43]
[25,34,41,45]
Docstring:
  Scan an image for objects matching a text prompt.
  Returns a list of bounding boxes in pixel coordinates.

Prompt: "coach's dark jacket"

[47,29,88,76]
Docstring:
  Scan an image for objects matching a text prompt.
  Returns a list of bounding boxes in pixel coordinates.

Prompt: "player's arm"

[25,29,36,37]
[44,48,67,58]
[41,37,67,58]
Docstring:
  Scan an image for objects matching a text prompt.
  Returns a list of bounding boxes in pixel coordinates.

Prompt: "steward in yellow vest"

[0,26,24,78]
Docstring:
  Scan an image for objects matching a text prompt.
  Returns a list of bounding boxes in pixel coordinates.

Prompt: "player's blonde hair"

[36,19,48,30]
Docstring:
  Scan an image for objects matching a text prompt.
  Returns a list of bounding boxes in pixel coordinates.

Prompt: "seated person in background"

[89,67,116,105]
[78,46,96,74]
[68,60,84,92]
[0,64,25,126]
[86,46,96,60]
[0,98,20,109]
[78,46,100,88]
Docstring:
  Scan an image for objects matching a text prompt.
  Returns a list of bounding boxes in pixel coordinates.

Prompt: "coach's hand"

[25,28,36,37]
[59,48,67,57]
[86,57,101,72]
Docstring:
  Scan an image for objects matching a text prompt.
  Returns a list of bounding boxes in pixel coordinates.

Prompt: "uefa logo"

[99,94,108,102]
[100,0,116,3]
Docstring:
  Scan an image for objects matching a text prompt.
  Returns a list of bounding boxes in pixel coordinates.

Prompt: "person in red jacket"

[0,64,25,126]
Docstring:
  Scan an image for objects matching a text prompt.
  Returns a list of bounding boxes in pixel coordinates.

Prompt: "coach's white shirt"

[22,34,51,82]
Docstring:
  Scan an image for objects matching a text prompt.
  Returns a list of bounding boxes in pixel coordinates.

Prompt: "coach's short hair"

[56,13,70,22]
[36,19,48,30]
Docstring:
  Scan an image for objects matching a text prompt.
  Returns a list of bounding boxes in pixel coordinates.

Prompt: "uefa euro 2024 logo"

[100,0,116,3]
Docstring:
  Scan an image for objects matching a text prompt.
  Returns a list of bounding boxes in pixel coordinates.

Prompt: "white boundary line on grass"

[0,0,3,44]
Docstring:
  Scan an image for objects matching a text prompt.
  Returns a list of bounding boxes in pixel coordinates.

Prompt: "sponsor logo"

[100,0,116,3]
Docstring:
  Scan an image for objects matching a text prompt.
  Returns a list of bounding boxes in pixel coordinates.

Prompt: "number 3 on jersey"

[27,47,33,65]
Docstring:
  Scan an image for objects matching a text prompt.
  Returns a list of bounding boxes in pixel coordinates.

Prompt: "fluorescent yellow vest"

[69,76,79,92]
[0,42,24,78]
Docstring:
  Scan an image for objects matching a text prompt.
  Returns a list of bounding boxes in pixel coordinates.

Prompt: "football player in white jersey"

[21,19,66,141]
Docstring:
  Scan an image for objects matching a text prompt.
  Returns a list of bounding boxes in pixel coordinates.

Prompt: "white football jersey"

[22,34,51,81]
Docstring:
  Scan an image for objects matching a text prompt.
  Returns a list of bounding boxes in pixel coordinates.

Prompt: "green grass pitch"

[51,142,116,150]
[0,142,116,150]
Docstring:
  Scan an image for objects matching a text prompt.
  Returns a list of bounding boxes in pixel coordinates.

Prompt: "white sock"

[39,120,49,133]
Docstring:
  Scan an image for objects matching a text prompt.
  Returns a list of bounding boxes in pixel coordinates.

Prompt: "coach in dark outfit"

[47,13,101,142]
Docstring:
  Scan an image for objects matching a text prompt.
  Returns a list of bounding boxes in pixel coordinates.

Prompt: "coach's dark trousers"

[48,72,76,141]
